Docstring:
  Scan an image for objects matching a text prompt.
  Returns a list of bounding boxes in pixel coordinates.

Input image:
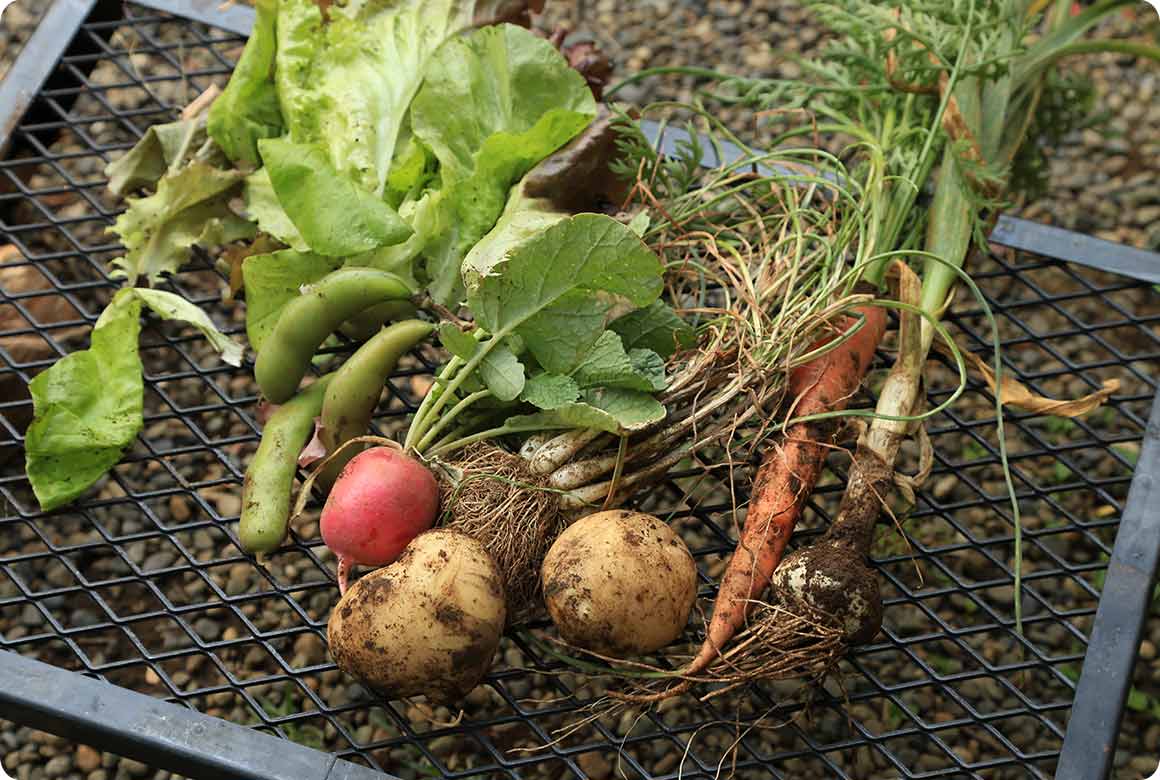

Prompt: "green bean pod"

[339,299,420,341]
[240,374,333,554]
[317,319,434,487]
[255,267,412,403]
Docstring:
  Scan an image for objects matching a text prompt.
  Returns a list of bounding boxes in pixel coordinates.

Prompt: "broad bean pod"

[240,374,333,553]
[317,319,434,487]
[255,267,412,403]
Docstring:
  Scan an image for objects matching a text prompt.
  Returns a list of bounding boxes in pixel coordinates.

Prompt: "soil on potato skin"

[1,1,1158,778]
[542,510,698,656]
[327,533,506,704]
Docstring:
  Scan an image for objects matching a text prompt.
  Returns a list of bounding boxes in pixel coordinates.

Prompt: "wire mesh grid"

[0,4,1157,779]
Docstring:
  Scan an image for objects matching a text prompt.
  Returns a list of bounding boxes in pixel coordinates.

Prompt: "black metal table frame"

[0,2,1157,779]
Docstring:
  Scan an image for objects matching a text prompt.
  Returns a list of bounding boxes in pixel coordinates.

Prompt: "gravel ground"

[1,2,1158,779]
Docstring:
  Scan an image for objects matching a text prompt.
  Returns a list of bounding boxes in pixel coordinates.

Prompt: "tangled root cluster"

[695,601,848,697]
[437,443,566,624]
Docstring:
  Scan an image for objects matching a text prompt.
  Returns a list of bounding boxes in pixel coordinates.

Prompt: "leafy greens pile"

[26,0,680,511]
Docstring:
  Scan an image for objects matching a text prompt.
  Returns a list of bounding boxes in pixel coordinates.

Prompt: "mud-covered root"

[769,541,882,646]
[437,443,566,624]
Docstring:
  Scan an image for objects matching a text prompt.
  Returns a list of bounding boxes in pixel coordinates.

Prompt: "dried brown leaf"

[946,344,1120,417]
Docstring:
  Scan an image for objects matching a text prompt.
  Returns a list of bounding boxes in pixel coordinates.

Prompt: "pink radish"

[321,447,439,593]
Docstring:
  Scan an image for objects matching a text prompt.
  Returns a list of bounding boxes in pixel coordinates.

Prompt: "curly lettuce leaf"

[412,25,595,185]
[241,249,341,351]
[105,119,202,197]
[26,295,143,512]
[207,0,282,166]
[108,161,254,285]
[26,289,244,511]
[407,23,596,304]
[386,131,438,209]
[126,289,244,367]
[274,0,477,196]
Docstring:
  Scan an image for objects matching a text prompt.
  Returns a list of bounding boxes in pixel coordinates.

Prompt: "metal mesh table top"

[1,3,1158,779]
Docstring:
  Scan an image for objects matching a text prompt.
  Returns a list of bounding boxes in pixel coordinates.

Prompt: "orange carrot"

[691,303,886,670]
[620,303,886,701]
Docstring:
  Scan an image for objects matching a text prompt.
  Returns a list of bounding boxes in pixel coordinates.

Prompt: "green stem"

[1014,0,1138,83]
[407,331,505,454]
[415,389,492,453]
[428,419,574,460]
[1045,39,1160,65]
[403,355,463,452]
[918,147,974,340]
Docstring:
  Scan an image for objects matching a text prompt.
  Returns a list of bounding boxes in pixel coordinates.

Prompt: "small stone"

[1140,640,1156,661]
[213,492,243,518]
[655,752,680,774]
[122,759,150,778]
[143,551,175,571]
[44,755,71,778]
[1130,756,1158,773]
[576,751,613,780]
[932,475,956,500]
[193,618,221,641]
[1139,75,1155,104]
[1145,723,1160,752]
[243,646,266,668]
[20,604,41,627]
[428,736,457,758]
[192,530,215,551]
[465,686,492,708]
[76,746,101,773]
[1102,156,1129,176]
[88,771,109,780]
[1134,205,1160,226]
[225,564,250,596]
[168,495,192,522]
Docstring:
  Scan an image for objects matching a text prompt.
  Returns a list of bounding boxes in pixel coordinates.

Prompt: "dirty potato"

[327,529,506,702]
[541,510,697,656]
